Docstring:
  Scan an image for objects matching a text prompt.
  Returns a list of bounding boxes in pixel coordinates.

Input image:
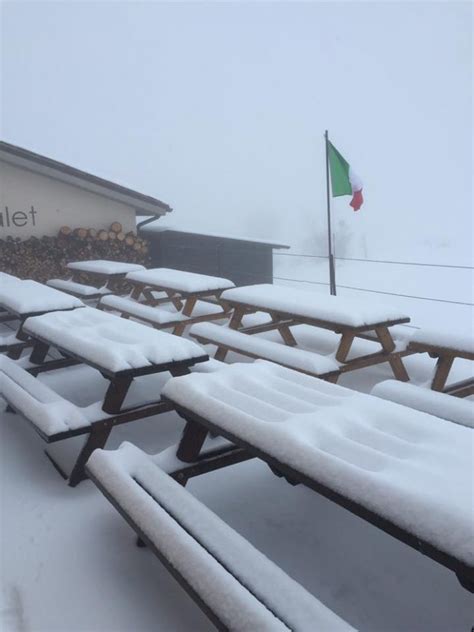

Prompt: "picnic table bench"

[189,322,341,381]
[105,268,236,335]
[1,306,208,486]
[0,280,83,357]
[407,328,474,397]
[158,361,474,592]
[48,259,145,299]
[87,444,354,631]
[220,284,412,380]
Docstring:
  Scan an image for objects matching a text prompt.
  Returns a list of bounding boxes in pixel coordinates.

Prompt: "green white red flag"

[327,141,364,211]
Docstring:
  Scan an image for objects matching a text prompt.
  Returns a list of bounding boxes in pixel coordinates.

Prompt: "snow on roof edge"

[136,218,289,249]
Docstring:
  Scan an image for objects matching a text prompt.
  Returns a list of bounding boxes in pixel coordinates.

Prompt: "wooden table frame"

[163,399,474,593]
[223,299,412,381]
[408,341,474,397]
[67,268,131,295]
[13,327,209,487]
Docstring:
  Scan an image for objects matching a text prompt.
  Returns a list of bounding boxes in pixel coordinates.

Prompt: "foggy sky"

[1,1,472,262]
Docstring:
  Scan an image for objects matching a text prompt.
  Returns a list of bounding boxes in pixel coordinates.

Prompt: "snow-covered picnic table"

[22,306,207,378]
[0,279,83,317]
[161,360,474,592]
[2,306,208,486]
[221,283,412,379]
[407,328,474,397]
[0,280,84,356]
[118,268,236,335]
[48,259,147,300]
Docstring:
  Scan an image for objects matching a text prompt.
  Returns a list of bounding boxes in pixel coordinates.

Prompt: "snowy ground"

[1,287,473,631]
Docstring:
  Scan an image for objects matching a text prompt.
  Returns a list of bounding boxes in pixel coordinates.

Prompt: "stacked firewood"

[0,222,150,283]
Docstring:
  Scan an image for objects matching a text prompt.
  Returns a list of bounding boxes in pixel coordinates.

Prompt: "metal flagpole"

[325,130,337,295]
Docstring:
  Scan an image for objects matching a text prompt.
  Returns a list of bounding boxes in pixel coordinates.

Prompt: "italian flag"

[327,141,364,211]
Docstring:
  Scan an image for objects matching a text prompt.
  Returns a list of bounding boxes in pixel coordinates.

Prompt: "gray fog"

[1,1,472,261]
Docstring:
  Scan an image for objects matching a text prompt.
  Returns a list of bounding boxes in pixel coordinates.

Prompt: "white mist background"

[1,1,472,325]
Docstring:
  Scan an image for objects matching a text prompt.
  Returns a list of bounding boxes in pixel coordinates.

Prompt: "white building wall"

[0,161,137,238]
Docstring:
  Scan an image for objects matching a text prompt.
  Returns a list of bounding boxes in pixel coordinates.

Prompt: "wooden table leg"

[182,296,197,317]
[375,326,409,380]
[68,422,113,487]
[130,283,144,301]
[176,420,209,471]
[335,331,355,363]
[269,313,297,346]
[29,340,50,365]
[374,326,396,353]
[388,355,410,381]
[167,290,184,311]
[6,318,29,360]
[102,376,134,414]
[431,355,454,391]
[228,307,246,330]
[170,366,191,377]
[214,346,228,361]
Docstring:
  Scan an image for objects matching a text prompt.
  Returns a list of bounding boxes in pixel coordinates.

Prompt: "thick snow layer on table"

[0,280,83,315]
[47,278,111,297]
[23,307,206,373]
[100,295,188,324]
[411,327,474,355]
[88,443,354,632]
[126,267,235,293]
[2,350,474,632]
[371,380,474,428]
[0,356,94,435]
[67,260,145,275]
[190,322,339,375]
[162,360,474,566]
[221,284,410,328]
[0,272,20,283]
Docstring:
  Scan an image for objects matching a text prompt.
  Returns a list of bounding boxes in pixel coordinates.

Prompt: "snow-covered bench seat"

[161,361,474,591]
[99,295,229,335]
[87,443,354,632]
[98,294,188,329]
[47,278,112,300]
[371,380,474,428]
[190,322,340,381]
[408,328,474,396]
[0,355,93,440]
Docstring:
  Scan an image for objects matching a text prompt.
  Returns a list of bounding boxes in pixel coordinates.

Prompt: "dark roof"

[0,140,172,216]
[138,220,290,249]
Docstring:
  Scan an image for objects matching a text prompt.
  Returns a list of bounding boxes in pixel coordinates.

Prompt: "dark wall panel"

[143,231,275,286]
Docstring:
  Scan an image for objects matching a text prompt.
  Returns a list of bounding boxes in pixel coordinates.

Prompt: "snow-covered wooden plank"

[87,443,354,632]
[22,307,207,374]
[67,260,145,275]
[47,278,112,298]
[0,272,20,283]
[0,280,84,316]
[371,380,474,428]
[221,284,410,329]
[99,295,188,325]
[162,360,474,570]
[410,327,474,357]
[190,322,340,376]
[0,355,93,436]
[126,267,235,294]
